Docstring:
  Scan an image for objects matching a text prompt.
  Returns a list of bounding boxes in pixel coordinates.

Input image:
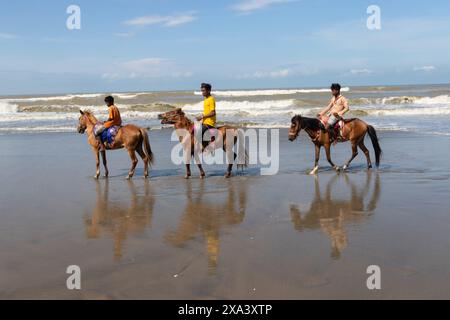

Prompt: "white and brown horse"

[158,108,248,178]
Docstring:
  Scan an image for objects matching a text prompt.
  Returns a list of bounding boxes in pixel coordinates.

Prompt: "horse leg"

[310,144,321,175]
[101,150,109,178]
[223,142,234,178]
[225,164,233,178]
[325,144,340,172]
[358,140,373,169]
[197,164,206,179]
[185,164,191,179]
[92,147,100,179]
[343,141,359,171]
[136,144,149,178]
[126,148,139,180]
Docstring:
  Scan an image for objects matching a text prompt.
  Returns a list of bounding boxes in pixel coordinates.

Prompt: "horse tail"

[367,125,382,167]
[140,128,154,166]
[237,128,248,170]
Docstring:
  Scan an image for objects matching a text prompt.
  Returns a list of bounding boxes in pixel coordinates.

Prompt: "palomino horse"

[288,115,382,174]
[158,108,248,178]
[77,110,154,179]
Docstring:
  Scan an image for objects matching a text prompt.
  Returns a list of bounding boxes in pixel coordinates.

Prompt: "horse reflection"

[165,180,247,274]
[84,180,154,260]
[290,172,380,259]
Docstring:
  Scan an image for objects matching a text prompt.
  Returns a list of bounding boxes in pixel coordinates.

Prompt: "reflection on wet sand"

[84,180,154,260]
[165,180,247,274]
[290,172,381,259]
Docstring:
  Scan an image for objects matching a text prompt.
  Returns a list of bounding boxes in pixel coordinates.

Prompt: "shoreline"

[1,126,450,137]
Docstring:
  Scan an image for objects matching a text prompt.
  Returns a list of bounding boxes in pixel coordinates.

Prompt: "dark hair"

[104,96,114,105]
[201,83,212,91]
[330,83,341,91]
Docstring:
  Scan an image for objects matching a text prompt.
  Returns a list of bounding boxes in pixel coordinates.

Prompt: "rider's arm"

[104,107,117,126]
[201,109,216,120]
[104,108,113,124]
[338,98,349,117]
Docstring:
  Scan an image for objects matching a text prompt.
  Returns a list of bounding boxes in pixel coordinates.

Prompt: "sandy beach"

[1,128,450,299]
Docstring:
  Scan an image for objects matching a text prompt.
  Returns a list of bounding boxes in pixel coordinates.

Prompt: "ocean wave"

[193,87,350,97]
[7,93,103,102]
[0,110,162,123]
[113,92,150,99]
[0,101,18,114]
[350,95,450,106]
[363,106,450,116]
[182,99,298,112]
[9,103,176,114]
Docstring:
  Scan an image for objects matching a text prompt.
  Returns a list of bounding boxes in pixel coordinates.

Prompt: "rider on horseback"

[317,83,349,143]
[94,96,122,151]
[196,83,216,143]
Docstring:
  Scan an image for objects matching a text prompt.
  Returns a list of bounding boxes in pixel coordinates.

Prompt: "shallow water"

[0,129,449,299]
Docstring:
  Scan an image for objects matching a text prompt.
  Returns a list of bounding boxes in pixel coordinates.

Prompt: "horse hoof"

[200,174,206,179]
[309,167,319,175]
[184,175,191,179]
[335,166,342,172]
[94,174,100,180]
[342,165,348,171]
[224,172,232,178]
[368,165,373,170]
[126,175,132,180]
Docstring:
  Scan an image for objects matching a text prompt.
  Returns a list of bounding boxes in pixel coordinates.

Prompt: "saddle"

[193,123,218,143]
[318,118,348,143]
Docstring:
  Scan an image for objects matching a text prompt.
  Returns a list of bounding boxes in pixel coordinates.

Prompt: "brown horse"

[158,108,248,178]
[77,110,154,179]
[288,115,381,174]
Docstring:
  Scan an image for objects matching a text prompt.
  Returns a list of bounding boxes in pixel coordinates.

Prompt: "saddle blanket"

[94,124,120,145]
[319,118,346,139]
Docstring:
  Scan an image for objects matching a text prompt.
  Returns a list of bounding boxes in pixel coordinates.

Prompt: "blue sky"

[1,0,450,94]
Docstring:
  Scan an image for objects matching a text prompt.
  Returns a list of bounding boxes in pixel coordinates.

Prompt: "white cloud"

[124,11,197,27]
[350,69,373,75]
[0,33,16,40]
[238,68,292,79]
[232,0,293,13]
[413,65,436,72]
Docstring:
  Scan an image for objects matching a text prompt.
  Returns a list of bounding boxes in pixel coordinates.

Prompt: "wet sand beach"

[1,129,450,299]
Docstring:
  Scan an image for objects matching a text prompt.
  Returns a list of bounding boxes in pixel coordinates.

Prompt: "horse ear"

[80,110,84,115]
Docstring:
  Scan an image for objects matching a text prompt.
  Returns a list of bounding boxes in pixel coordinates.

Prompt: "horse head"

[289,115,302,141]
[78,110,97,134]
[158,108,185,125]
[78,110,88,133]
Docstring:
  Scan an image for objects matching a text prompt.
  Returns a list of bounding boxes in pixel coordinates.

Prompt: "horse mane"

[177,111,193,128]
[83,110,98,124]
[294,115,321,130]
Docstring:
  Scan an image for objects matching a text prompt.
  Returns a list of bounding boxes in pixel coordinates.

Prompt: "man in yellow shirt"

[196,83,217,142]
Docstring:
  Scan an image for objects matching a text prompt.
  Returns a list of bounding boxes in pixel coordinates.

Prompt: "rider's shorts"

[327,115,338,127]
[94,124,106,137]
